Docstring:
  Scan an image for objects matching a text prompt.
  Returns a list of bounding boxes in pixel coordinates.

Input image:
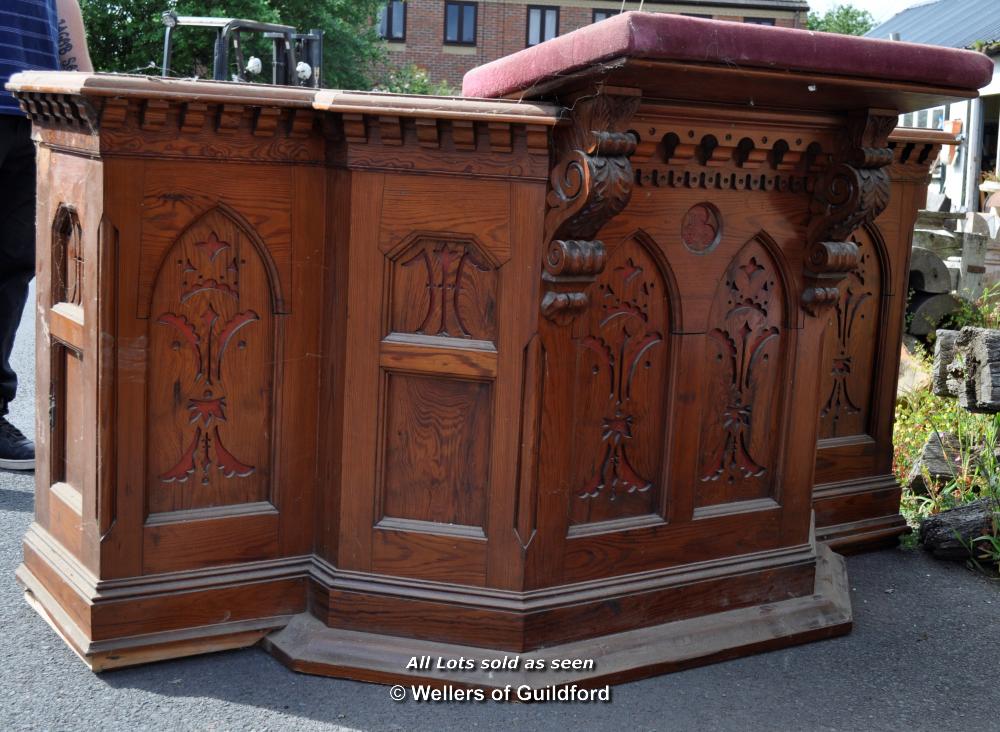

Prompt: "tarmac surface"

[2,282,1000,731]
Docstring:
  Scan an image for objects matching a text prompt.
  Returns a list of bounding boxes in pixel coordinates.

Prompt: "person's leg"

[0,114,37,469]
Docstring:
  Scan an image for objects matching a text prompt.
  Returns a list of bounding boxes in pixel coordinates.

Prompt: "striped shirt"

[0,0,60,116]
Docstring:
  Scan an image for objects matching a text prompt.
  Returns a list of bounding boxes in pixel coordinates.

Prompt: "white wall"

[901,55,1000,212]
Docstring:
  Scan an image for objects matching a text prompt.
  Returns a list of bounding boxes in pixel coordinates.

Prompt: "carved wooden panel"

[388,236,497,342]
[380,373,492,529]
[52,205,83,308]
[818,225,883,439]
[697,236,787,508]
[147,208,276,513]
[568,235,670,525]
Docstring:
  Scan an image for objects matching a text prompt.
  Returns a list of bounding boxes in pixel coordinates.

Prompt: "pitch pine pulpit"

[813,128,956,552]
[12,14,990,686]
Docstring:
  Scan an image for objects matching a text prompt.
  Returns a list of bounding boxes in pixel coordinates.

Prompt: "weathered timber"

[919,498,999,559]
[932,329,961,397]
[943,327,1000,412]
[906,431,965,495]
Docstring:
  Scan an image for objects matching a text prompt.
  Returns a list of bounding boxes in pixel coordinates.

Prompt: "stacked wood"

[919,499,998,559]
[933,326,1000,412]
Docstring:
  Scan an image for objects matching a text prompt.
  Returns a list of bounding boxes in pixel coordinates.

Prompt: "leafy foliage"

[940,282,1000,331]
[806,4,876,36]
[894,340,1000,573]
[371,63,456,96]
[81,0,386,89]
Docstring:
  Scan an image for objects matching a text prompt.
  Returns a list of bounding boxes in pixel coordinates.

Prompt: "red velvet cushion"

[462,12,994,98]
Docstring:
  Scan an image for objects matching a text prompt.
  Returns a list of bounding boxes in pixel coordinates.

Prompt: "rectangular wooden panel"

[372,528,487,586]
[49,342,86,496]
[142,510,279,574]
[379,372,492,530]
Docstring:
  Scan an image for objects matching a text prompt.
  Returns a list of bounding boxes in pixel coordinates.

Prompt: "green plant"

[939,282,1000,332]
[895,348,1000,572]
[371,63,455,96]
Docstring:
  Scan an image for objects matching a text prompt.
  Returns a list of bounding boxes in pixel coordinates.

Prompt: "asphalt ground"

[2,282,999,732]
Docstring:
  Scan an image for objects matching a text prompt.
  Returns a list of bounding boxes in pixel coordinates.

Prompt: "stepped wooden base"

[264,545,851,689]
[16,558,294,672]
[19,519,851,682]
[814,476,909,553]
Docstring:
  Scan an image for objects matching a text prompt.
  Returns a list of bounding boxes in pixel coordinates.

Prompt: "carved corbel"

[803,110,896,315]
[541,87,640,324]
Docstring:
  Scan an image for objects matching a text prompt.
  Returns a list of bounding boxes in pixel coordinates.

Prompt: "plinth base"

[814,475,909,554]
[264,544,851,688]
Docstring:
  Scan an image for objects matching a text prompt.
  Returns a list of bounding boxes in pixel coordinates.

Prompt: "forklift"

[160,10,324,87]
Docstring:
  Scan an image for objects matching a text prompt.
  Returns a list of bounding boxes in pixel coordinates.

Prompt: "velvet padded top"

[462,12,995,99]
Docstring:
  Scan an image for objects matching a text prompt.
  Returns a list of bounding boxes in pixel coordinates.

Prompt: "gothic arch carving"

[697,233,789,508]
[568,230,674,526]
[52,204,84,308]
[146,207,278,513]
[141,203,285,318]
[818,222,887,439]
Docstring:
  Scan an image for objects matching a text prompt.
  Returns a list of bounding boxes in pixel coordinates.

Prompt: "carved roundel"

[681,203,723,254]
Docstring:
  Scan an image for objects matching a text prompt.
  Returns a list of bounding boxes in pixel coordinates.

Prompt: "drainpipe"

[965,96,984,212]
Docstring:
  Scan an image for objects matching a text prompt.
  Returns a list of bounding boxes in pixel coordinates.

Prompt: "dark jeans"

[0,115,35,417]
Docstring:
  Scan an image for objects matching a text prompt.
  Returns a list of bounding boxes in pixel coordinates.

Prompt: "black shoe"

[0,417,34,471]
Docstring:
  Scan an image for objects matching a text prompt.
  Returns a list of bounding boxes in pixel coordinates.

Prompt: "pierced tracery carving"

[819,226,883,438]
[570,236,669,525]
[698,238,785,506]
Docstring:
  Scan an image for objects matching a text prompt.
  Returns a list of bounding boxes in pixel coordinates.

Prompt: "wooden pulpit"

[10,13,989,686]
[813,128,956,552]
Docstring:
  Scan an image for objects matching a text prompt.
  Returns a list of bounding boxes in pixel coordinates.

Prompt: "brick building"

[377,1,810,89]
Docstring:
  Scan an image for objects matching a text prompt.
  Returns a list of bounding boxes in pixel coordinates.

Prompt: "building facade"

[377,1,810,89]
[867,0,1000,212]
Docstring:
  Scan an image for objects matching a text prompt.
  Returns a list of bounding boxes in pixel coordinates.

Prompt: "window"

[445,2,477,45]
[744,17,776,25]
[931,107,946,129]
[527,6,559,46]
[593,10,618,23]
[378,1,406,41]
[681,13,712,19]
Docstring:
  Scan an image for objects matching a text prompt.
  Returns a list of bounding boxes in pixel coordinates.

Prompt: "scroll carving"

[542,88,640,325]
[803,110,895,315]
